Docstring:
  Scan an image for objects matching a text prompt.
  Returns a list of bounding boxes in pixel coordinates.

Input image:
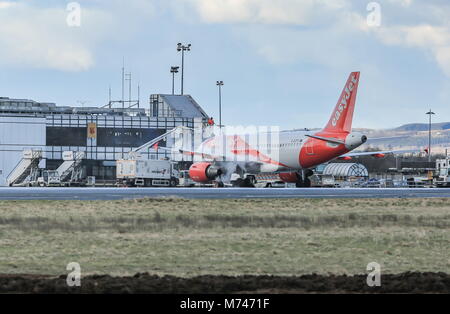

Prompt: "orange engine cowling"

[279,172,300,183]
[189,162,224,183]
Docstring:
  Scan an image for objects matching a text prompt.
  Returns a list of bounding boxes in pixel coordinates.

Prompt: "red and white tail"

[323,72,360,133]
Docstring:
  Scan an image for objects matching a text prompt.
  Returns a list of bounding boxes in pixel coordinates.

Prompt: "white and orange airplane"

[183,72,392,187]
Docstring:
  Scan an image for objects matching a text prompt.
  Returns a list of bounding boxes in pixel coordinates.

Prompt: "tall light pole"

[170,66,179,95]
[426,109,435,162]
[216,81,224,128]
[177,43,191,95]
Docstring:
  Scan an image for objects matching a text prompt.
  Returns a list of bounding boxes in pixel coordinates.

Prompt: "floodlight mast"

[216,81,224,128]
[170,66,179,95]
[177,43,191,95]
[426,109,436,162]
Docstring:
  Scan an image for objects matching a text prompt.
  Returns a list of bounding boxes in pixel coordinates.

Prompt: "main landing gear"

[233,176,256,188]
[295,169,313,188]
[213,181,225,188]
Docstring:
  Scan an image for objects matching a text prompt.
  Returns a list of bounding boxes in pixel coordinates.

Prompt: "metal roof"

[323,163,368,177]
[160,95,208,119]
[0,95,209,120]
[0,97,146,116]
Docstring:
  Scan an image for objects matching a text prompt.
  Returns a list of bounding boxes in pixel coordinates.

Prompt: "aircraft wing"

[179,148,286,168]
[179,149,226,161]
[340,149,419,158]
[365,136,409,142]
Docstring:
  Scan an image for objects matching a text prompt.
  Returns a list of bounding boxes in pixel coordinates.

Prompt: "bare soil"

[1,272,448,294]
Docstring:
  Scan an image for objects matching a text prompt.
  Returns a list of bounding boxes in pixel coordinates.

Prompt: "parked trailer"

[434,157,450,187]
[116,159,179,187]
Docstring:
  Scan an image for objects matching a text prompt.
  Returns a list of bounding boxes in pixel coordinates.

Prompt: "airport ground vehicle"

[253,173,285,188]
[178,170,196,187]
[434,156,450,187]
[37,170,61,187]
[116,159,179,187]
[115,126,190,187]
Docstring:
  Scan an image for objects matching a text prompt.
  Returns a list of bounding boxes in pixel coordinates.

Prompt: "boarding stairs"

[7,150,43,186]
[57,151,85,183]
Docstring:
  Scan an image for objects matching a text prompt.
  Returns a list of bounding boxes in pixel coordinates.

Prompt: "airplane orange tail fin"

[323,72,360,133]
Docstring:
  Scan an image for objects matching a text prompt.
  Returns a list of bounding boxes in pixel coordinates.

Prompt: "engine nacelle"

[279,172,300,183]
[345,132,367,150]
[189,162,224,183]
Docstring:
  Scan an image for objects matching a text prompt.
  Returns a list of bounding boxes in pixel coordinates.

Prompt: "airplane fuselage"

[188,71,365,184]
[196,129,366,173]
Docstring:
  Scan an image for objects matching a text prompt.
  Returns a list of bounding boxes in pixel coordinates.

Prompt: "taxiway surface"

[0,187,450,200]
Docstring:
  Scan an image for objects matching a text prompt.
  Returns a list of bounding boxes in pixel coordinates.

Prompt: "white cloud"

[435,46,450,76]
[0,1,14,9]
[180,0,450,77]
[184,0,350,25]
[387,0,413,7]
[374,24,450,76]
[0,2,109,71]
[377,25,450,47]
[0,0,155,72]
[173,0,365,68]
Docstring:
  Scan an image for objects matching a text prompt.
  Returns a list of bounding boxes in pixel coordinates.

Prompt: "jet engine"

[189,162,224,183]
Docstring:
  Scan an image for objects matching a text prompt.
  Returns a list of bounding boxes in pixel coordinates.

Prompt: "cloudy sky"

[0,0,450,129]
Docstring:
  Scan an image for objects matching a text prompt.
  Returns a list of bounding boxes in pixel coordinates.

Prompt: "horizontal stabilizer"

[305,134,345,145]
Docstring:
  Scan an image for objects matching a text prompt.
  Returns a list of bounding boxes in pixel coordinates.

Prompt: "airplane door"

[306,140,314,155]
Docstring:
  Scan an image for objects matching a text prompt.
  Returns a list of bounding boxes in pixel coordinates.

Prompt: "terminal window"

[97,128,167,147]
[46,127,87,146]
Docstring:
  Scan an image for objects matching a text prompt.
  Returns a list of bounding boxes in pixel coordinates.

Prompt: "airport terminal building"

[0,95,209,186]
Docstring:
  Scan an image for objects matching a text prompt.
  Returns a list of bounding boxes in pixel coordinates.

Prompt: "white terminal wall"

[0,116,46,186]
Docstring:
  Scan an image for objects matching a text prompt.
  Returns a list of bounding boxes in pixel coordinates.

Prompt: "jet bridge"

[7,150,43,186]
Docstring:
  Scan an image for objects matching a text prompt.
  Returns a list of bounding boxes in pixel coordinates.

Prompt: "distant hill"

[351,123,450,155]
[294,122,450,154]
[395,122,450,131]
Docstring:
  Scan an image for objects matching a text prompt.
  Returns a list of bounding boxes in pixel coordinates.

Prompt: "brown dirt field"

[0,272,449,294]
